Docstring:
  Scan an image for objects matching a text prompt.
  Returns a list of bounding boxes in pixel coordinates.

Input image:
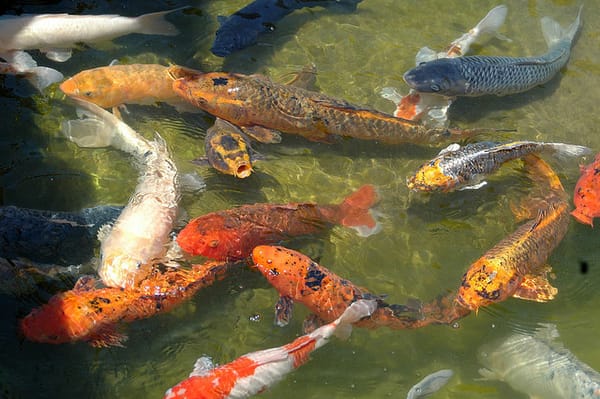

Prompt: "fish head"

[252,245,310,298]
[403,59,465,96]
[60,71,122,108]
[407,159,455,192]
[205,122,253,178]
[211,26,258,57]
[457,260,517,311]
[99,253,153,289]
[177,214,245,260]
[171,70,248,117]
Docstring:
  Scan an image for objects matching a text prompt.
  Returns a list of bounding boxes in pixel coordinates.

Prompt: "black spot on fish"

[262,22,276,32]
[305,262,325,290]
[220,135,240,151]
[594,168,600,175]
[212,77,229,86]
[234,12,261,20]
[580,260,589,274]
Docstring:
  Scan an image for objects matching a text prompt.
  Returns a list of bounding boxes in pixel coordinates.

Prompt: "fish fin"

[24,66,64,92]
[475,5,509,37]
[337,184,381,237]
[275,295,294,327]
[41,48,72,62]
[97,223,113,242]
[88,324,127,348]
[61,109,116,148]
[549,142,592,159]
[379,86,404,106]
[571,208,594,227]
[512,266,557,302]
[437,143,461,155]
[541,6,582,48]
[333,299,377,340]
[283,63,317,90]
[416,46,439,64]
[134,7,185,36]
[478,367,501,380]
[240,125,282,144]
[190,356,216,377]
[458,181,487,190]
[190,156,210,167]
[533,323,560,343]
[302,313,324,334]
[178,171,206,193]
[73,275,97,291]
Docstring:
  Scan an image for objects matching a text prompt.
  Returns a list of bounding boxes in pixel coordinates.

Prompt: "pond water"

[1,0,600,398]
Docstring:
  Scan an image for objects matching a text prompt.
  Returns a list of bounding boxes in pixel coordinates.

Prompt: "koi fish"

[169,66,489,145]
[211,0,362,57]
[20,261,229,347]
[0,50,63,91]
[403,7,582,97]
[0,8,182,62]
[0,204,122,266]
[61,98,182,289]
[407,369,454,399]
[457,198,570,312]
[572,151,600,227]
[177,184,381,261]
[381,5,509,126]
[163,298,376,399]
[407,141,591,192]
[254,246,473,330]
[478,323,600,399]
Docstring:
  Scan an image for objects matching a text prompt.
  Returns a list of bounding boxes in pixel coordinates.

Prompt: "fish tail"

[134,7,185,36]
[548,142,592,159]
[333,299,377,340]
[541,5,582,48]
[337,184,381,237]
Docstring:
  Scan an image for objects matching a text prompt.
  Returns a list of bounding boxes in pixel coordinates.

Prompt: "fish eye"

[430,83,440,92]
[209,239,219,248]
[84,91,93,97]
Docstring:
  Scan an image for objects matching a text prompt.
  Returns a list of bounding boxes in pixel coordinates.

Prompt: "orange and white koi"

[20,261,229,347]
[572,151,600,227]
[407,140,590,192]
[380,5,509,127]
[61,98,182,288]
[163,298,376,399]
[457,198,570,312]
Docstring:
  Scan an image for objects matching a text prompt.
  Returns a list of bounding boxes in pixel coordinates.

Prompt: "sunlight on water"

[1,0,600,398]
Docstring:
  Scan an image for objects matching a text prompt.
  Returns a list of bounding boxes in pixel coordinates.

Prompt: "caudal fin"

[541,5,582,48]
[333,299,377,340]
[135,7,185,36]
[549,142,592,160]
[337,184,381,237]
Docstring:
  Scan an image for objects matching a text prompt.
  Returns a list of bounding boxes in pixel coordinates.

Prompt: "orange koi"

[20,261,229,347]
[457,198,569,312]
[572,151,600,227]
[169,66,485,145]
[252,245,470,330]
[177,185,381,261]
[163,299,375,399]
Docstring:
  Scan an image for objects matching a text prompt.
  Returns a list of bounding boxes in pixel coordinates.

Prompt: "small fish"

[0,8,182,62]
[0,50,63,91]
[163,298,376,399]
[403,6,582,97]
[478,324,600,399]
[20,261,229,347]
[381,5,509,126]
[177,185,380,261]
[457,198,570,312]
[61,98,183,289]
[407,141,591,192]
[0,204,122,266]
[169,67,488,145]
[572,151,600,227]
[407,369,454,399]
[211,0,362,57]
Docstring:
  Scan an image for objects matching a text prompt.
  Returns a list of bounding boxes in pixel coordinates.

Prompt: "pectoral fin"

[512,266,557,302]
[240,125,282,144]
[42,48,73,62]
[275,295,294,327]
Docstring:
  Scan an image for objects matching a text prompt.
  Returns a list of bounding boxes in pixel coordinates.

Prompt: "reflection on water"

[1,0,600,398]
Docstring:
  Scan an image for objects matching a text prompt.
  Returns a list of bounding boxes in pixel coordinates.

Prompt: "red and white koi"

[163,299,376,399]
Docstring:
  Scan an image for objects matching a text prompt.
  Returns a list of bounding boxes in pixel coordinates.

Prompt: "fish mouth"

[234,162,253,178]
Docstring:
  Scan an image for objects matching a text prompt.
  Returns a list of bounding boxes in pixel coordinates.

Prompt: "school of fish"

[2,2,599,399]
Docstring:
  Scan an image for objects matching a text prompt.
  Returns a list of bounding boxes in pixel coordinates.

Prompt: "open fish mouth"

[235,162,253,178]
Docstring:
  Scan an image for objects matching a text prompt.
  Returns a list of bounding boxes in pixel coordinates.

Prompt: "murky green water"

[1,0,600,398]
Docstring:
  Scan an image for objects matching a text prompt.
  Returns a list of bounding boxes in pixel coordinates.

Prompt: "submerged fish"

[572,151,600,227]
[20,261,229,347]
[457,198,570,312]
[0,50,63,91]
[169,67,487,145]
[0,8,182,62]
[0,204,121,265]
[407,141,591,192]
[163,298,376,399]
[382,5,509,126]
[177,185,381,261]
[478,324,600,398]
[403,7,582,97]
[211,0,362,57]
[61,98,182,289]
[407,369,454,399]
